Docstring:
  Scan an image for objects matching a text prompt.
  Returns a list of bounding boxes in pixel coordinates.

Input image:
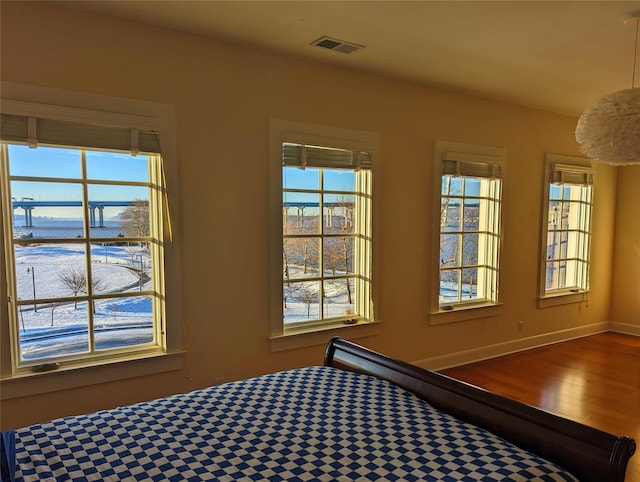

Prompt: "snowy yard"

[13,242,153,360]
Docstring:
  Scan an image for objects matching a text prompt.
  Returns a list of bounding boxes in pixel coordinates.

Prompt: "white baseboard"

[413,322,611,371]
[608,321,640,336]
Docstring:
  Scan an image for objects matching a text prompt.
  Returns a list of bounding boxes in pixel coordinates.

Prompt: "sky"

[9,151,358,220]
[7,145,150,219]
[283,166,356,192]
[282,167,360,215]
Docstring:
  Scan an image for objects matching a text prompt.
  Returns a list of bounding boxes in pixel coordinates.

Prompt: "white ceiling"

[57,1,640,117]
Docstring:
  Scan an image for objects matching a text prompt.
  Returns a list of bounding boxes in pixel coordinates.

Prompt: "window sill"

[0,351,184,400]
[269,320,380,352]
[429,303,502,325]
[537,291,589,308]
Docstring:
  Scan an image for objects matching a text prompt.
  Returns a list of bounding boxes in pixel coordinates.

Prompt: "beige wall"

[0,1,632,429]
[611,167,640,324]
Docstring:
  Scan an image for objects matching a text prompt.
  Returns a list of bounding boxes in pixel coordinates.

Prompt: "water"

[13,218,123,239]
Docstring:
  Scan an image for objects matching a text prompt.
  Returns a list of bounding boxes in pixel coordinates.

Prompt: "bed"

[1,336,635,481]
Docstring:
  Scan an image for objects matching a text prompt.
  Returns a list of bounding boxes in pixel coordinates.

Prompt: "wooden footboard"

[325,336,636,482]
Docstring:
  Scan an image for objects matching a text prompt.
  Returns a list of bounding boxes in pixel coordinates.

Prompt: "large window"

[431,141,505,321]
[0,95,179,382]
[270,120,378,346]
[539,156,593,303]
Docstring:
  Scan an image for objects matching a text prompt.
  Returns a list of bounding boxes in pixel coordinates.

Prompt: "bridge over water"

[282,201,354,228]
[12,199,353,228]
[11,200,142,227]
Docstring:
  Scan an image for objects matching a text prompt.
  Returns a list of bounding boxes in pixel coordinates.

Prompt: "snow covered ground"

[11,240,476,360]
[13,242,153,360]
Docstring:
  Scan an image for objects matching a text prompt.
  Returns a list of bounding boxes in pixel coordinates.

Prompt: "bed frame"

[325,336,636,482]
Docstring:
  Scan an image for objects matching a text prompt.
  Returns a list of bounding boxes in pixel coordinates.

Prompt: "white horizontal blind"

[0,113,161,154]
[551,163,594,186]
[282,142,372,170]
[442,151,503,179]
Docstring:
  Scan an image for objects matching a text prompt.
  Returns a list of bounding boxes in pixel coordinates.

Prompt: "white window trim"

[537,153,593,309]
[268,119,380,351]
[429,140,506,325]
[0,82,183,398]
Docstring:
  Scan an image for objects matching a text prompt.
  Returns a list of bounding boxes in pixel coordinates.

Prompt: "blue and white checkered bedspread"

[1,366,577,481]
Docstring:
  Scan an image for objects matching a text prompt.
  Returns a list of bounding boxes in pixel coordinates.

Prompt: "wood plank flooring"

[440,332,640,482]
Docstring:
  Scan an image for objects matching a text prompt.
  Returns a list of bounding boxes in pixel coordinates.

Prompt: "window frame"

[269,119,380,351]
[2,146,165,371]
[429,140,506,325]
[0,83,182,398]
[537,154,594,308]
[282,163,372,329]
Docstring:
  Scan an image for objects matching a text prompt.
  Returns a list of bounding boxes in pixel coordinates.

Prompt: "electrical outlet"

[517,320,524,333]
[214,377,225,385]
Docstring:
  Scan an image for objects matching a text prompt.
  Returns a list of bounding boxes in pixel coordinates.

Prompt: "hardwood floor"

[440,332,640,482]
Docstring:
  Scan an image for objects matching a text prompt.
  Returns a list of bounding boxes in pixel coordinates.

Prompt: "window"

[539,155,593,305]
[0,91,180,386]
[269,120,378,348]
[431,141,505,322]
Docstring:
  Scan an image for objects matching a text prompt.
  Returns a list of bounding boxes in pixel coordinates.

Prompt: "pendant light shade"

[575,87,640,166]
[575,11,640,166]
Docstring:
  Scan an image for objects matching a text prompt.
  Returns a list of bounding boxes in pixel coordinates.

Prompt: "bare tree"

[293,285,316,319]
[282,238,294,308]
[283,210,292,285]
[283,208,320,310]
[323,237,353,303]
[441,176,453,228]
[283,282,302,310]
[461,204,480,298]
[284,214,319,276]
[57,266,105,309]
[57,266,87,309]
[292,238,318,275]
[282,223,294,283]
[461,235,479,299]
[439,182,481,301]
[323,196,355,303]
[120,200,150,239]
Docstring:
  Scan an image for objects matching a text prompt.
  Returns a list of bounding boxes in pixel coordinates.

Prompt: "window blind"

[0,113,161,154]
[442,151,503,179]
[282,142,372,170]
[551,163,594,186]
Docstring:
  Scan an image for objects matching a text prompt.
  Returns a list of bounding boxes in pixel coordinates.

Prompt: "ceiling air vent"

[310,36,364,54]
